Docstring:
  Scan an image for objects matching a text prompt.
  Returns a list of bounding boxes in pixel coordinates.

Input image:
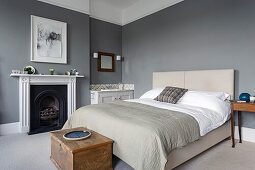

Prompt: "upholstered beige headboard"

[153,69,235,99]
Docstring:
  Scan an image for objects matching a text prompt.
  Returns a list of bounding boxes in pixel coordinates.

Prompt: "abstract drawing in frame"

[31,15,67,64]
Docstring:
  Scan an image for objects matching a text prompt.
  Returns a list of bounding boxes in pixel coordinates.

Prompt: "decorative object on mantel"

[24,66,35,74]
[65,71,71,75]
[239,93,251,102]
[31,15,67,64]
[49,68,55,75]
[70,69,78,75]
[63,131,91,141]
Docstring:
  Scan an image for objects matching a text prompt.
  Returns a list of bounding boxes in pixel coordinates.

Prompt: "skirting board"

[0,122,20,136]
[1,122,255,142]
[235,126,255,143]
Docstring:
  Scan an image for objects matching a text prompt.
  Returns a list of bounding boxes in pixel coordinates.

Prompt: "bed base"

[165,120,231,170]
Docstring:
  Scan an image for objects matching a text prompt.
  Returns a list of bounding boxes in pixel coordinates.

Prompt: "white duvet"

[126,98,231,136]
[64,96,231,170]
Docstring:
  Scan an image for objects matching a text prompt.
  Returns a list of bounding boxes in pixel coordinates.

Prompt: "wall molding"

[0,122,20,136]
[235,126,255,143]
[90,15,122,26]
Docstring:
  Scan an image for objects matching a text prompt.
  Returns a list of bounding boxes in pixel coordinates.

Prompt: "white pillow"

[140,88,164,99]
[177,92,231,114]
[179,90,230,102]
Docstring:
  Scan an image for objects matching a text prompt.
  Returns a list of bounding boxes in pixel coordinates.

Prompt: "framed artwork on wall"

[31,15,67,64]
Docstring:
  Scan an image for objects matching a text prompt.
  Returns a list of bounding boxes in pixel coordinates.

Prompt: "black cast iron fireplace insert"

[29,85,67,135]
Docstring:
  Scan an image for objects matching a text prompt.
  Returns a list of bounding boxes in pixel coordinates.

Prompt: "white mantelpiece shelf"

[11,74,85,133]
[10,74,85,78]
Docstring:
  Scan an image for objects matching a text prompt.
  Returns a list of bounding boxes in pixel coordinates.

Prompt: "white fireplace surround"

[10,74,84,133]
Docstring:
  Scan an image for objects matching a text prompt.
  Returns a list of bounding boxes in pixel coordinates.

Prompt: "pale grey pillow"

[154,86,188,104]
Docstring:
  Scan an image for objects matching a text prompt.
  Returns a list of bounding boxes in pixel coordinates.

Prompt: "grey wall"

[0,0,90,124]
[90,18,122,84]
[122,0,255,128]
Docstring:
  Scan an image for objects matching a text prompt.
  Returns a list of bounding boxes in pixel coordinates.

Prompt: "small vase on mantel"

[49,69,55,75]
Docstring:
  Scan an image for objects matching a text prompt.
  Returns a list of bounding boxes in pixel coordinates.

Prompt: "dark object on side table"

[239,93,250,102]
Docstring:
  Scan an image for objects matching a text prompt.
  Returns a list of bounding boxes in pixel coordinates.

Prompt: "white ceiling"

[38,0,90,14]
[38,0,184,25]
[93,0,138,9]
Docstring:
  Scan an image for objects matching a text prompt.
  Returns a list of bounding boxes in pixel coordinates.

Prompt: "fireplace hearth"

[29,85,67,135]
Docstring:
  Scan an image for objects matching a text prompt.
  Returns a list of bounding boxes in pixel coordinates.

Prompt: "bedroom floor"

[0,133,255,170]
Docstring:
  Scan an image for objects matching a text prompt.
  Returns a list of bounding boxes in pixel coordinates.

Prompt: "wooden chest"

[50,127,113,170]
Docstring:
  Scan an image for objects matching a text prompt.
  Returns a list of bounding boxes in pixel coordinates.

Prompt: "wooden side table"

[231,102,255,148]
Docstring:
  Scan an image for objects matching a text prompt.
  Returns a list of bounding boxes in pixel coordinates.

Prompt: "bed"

[63,69,234,170]
[153,69,234,169]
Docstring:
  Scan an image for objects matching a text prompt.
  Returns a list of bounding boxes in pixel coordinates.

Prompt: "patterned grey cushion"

[154,86,188,104]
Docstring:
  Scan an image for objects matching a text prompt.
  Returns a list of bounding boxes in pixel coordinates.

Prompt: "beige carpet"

[0,133,255,170]
[175,140,255,170]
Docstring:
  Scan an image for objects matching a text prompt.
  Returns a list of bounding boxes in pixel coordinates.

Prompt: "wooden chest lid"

[49,127,113,153]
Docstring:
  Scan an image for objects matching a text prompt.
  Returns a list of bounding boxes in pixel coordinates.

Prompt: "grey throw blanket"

[63,101,200,170]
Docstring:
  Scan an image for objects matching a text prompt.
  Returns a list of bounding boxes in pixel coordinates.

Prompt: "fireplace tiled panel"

[29,85,67,135]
